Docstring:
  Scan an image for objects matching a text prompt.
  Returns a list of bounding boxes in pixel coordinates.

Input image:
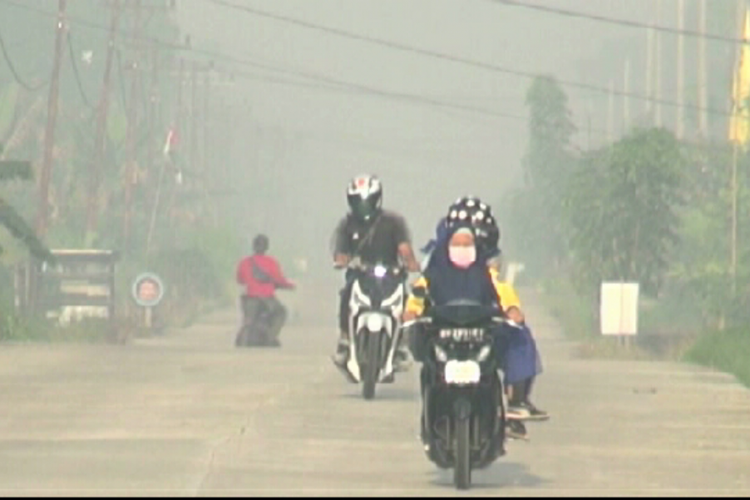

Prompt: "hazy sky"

[174,0,670,266]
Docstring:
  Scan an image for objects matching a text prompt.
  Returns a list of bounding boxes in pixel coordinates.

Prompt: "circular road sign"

[132,273,165,308]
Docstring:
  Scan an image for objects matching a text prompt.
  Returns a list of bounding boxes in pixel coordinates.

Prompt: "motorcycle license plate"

[439,328,484,342]
[444,360,481,385]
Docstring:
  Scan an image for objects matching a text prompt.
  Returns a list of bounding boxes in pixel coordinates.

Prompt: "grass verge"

[683,326,750,388]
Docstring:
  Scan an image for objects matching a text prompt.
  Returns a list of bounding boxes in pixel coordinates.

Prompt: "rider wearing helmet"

[331,174,421,369]
[409,197,548,439]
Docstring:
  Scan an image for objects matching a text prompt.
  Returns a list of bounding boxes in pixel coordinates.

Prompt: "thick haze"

[176,0,682,275]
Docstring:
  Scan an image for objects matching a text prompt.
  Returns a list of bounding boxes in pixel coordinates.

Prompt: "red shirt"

[236,254,293,298]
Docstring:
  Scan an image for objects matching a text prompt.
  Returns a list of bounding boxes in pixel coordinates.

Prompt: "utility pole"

[676,0,685,140]
[645,16,654,120]
[190,61,198,179]
[146,45,159,189]
[697,0,708,139]
[203,70,210,176]
[123,0,143,253]
[86,0,120,241]
[623,58,630,133]
[607,80,614,144]
[655,0,663,128]
[37,0,67,236]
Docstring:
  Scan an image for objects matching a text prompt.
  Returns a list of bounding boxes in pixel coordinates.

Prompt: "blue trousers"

[495,323,542,385]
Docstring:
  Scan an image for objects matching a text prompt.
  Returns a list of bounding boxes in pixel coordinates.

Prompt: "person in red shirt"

[236,234,295,346]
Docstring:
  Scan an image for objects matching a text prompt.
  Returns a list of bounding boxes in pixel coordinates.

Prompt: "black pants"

[338,278,355,334]
[242,296,287,340]
[509,377,535,406]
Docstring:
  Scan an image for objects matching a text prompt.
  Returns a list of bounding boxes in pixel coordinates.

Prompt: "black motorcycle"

[235,296,279,348]
[405,300,512,490]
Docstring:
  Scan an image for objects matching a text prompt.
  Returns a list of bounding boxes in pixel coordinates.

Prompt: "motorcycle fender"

[453,398,473,421]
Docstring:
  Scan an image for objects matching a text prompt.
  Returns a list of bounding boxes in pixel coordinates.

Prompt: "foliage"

[563,128,685,297]
[503,75,577,274]
[684,326,750,388]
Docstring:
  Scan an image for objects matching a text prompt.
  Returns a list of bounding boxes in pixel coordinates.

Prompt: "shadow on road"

[337,387,418,402]
[428,461,549,490]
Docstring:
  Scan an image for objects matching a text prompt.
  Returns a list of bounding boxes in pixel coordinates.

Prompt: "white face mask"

[448,245,477,268]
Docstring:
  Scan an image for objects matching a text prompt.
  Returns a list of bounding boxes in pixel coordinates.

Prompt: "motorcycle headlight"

[434,344,448,362]
[477,344,493,362]
[373,265,388,279]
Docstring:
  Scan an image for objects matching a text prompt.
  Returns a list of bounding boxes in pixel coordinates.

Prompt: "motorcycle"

[336,258,408,400]
[404,300,514,490]
[235,296,280,348]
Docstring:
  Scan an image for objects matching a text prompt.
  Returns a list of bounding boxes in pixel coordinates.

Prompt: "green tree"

[563,128,685,297]
[506,75,576,274]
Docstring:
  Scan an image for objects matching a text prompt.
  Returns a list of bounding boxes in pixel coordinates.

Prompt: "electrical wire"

[0,29,48,91]
[485,0,742,45]
[203,0,733,118]
[3,0,734,119]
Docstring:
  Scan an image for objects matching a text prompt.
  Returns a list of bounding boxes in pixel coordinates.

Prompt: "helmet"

[347,174,383,222]
[446,196,500,257]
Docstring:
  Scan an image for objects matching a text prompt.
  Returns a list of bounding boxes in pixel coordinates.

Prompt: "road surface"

[1,286,749,497]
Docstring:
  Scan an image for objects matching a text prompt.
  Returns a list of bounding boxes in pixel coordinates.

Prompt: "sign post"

[131,273,165,328]
[600,282,639,348]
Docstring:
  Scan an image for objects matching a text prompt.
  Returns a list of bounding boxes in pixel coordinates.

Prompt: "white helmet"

[347,174,383,222]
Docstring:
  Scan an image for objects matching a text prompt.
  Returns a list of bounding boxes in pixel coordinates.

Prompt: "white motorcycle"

[338,259,409,400]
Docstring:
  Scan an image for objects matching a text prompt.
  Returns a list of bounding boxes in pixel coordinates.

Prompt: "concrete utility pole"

[676,0,686,139]
[623,58,630,133]
[655,0,663,128]
[37,0,67,236]
[645,15,654,120]
[697,0,708,139]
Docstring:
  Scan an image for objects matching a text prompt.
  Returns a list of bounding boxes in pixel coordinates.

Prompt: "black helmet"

[446,196,500,257]
[253,234,269,254]
[347,174,383,222]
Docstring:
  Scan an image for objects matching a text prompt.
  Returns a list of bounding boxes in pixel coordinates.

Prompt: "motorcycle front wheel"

[454,417,472,490]
[362,332,382,400]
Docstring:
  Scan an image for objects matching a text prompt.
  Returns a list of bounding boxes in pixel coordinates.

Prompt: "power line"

[4,0,734,123]
[1,0,530,121]
[228,67,612,137]
[485,0,743,45]
[226,65,525,121]
[0,29,48,91]
[203,0,736,119]
[66,32,95,109]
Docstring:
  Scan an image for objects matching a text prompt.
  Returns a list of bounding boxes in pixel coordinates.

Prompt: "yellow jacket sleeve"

[489,268,522,311]
[405,275,428,316]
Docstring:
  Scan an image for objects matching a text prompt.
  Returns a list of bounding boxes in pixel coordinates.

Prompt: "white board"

[600,282,639,336]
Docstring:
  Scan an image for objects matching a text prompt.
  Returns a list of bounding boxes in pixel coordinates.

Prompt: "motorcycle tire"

[362,333,382,400]
[454,417,472,490]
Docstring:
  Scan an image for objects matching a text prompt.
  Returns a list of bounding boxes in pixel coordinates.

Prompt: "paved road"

[1,287,750,496]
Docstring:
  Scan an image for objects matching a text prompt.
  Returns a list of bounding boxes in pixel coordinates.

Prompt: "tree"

[506,75,576,273]
[563,128,685,297]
